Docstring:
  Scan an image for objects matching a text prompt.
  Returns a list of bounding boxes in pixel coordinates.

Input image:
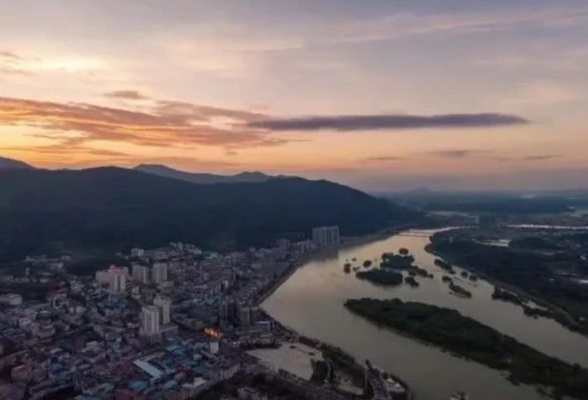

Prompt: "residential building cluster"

[0,230,341,400]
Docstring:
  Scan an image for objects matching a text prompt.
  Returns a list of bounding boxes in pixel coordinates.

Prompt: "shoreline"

[256,224,416,307]
[425,238,587,337]
[259,224,588,400]
[256,224,418,398]
[342,298,588,400]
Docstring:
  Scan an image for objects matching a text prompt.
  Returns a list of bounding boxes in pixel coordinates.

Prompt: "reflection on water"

[263,229,588,400]
[308,248,339,262]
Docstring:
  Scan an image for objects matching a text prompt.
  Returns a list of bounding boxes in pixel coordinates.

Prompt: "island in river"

[355,268,404,286]
[344,298,588,400]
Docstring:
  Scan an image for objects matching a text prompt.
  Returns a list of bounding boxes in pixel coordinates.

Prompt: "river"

[262,229,588,400]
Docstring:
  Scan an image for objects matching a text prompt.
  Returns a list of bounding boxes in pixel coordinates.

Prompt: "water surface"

[263,229,588,400]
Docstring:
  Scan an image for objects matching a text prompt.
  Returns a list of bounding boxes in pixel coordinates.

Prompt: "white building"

[312,226,340,246]
[209,341,220,355]
[108,266,127,293]
[132,264,150,284]
[141,305,160,336]
[131,248,145,257]
[154,296,172,325]
[152,262,168,284]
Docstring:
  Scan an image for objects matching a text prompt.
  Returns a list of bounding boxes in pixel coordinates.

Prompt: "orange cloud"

[0,96,285,150]
[1,142,242,171]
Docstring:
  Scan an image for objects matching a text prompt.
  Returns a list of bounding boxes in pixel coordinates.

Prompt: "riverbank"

[256,225,416,306]
[255,261,299,306]
[345,298,588,400]
[425,238,587,336]
[298,334,413,400]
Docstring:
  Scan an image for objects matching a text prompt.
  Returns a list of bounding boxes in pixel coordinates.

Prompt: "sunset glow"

[1,0,587,190]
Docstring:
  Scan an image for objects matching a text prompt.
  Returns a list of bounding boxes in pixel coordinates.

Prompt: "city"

[0,226,407,400]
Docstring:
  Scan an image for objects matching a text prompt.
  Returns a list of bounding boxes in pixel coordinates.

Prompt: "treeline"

[356,269,403,286]
[430,233,588,334]
[345,298,588,400]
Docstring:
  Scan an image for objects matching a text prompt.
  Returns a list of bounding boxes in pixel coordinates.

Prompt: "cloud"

[0,49,29,76]
[494,154,563,162]
[104,90,149,101]
[0,96,283,150]
[428,150,485,159]
[0,51,21,60]
[329,8,588,45]
[2,144,129,158]
[365,156,405,162]
[153,101,266,123]
[1,144,241,170]
[1,48,107,79]
[249,113,529,132]
[522,154,562,161]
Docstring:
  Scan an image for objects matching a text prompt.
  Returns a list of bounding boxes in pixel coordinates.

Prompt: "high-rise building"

[154,296,172,325]
[108,266,127,293]
[218,300,230,321]
[131,248,145,257]
[250,306,260,325]
[141,305,160,336]
[312,226,340,246]
[95,270,110,285]
[152,263,168,284]
[238,305,251,326]
[132,265,150,284]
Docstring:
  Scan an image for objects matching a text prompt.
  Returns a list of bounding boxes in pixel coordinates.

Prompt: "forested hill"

[0,155,33,170]
[0,167,414,261]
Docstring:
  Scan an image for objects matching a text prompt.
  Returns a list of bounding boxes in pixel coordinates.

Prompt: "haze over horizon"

[1,0,587,191]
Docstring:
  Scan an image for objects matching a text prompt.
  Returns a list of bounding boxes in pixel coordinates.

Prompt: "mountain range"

[0,164,415,261]
[0,157,282,184]
[134,164,278,184]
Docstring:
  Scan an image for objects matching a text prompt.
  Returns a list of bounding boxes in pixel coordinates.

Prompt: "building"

[209,341,220,355]
[141,305,160,336]
[276,238,290,249]
[152,262,168,284]
[131,247,145,257]
[238,305,251,326]
[250,306,259,325]
[108,266,127,293]
[312,226,340,246]
[132,264,150,284]
[95,270,110,285]
[154,296,172,325]
[218,300,230,321]
[0,294,23,306]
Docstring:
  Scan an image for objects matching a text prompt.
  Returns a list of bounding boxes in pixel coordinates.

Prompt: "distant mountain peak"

[0,155,34,170]
[235,171,272,178]
[134,164,276,184]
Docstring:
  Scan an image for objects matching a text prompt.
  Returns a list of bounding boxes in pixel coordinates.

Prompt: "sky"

[1,0,587,191]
